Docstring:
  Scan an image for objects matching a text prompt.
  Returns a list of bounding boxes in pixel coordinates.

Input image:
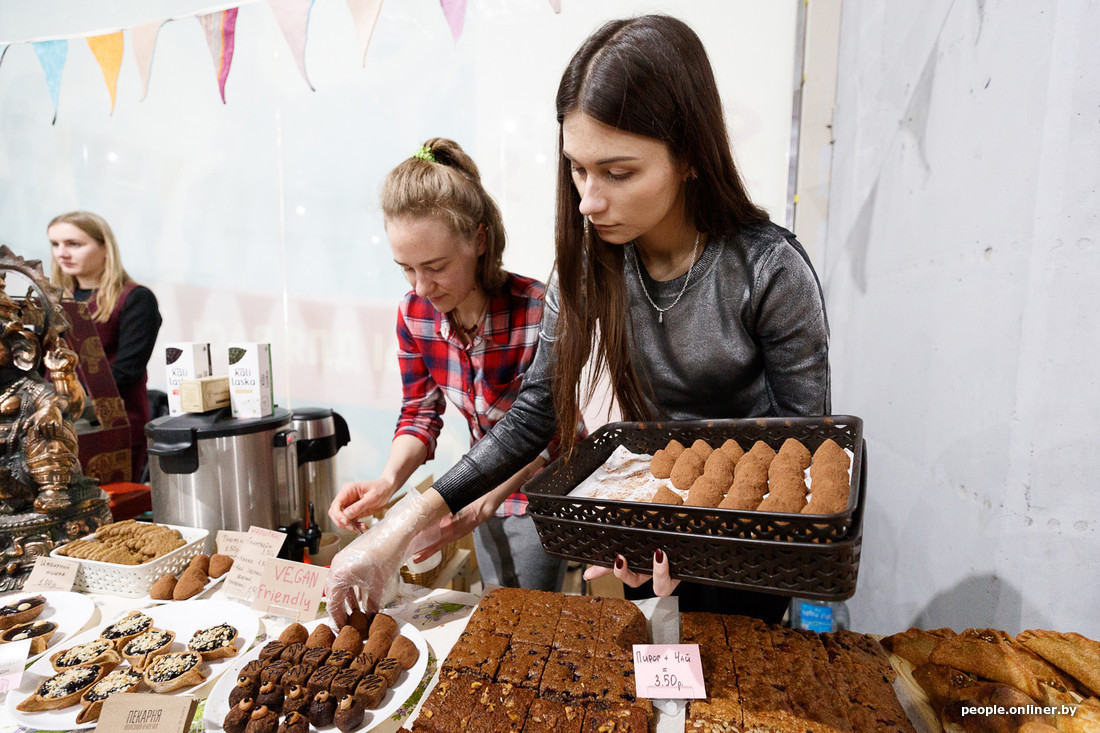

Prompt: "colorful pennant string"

[198,8,239,103]
[32,39,67,124]
[269,0,315,90]
[131,20,168,101]
[346,0,384,67]
[439,0,466,43]
[86,32,124,113]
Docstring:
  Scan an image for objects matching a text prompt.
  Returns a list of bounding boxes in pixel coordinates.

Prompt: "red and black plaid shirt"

[395,272,561,516]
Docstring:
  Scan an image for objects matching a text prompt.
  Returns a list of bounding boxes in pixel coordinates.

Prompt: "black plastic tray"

[524,416,865,599]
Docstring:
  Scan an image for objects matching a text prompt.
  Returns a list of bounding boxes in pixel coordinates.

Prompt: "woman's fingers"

[651,548,680,597]
[611,554,652,588]
[582,565,612,581]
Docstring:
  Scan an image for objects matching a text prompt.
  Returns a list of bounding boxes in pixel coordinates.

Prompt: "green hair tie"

[412,145,436,163]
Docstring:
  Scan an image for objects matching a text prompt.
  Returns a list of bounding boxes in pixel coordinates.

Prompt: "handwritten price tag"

[24,556,79,592]
[0,638,32,694]
[632,644,706,699]
[222,527,287,602]
[215,530,251,558]
[251,558,328,620]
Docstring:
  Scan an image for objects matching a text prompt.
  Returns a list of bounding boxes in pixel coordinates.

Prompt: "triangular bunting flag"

[198,8,239,103]
[87,32,124,114]
[132,20,167,101]
[268,0,316,90]
[549,0,561,13]
[346,0,384,67]
[33,39,67,124]
[439,0,466,43]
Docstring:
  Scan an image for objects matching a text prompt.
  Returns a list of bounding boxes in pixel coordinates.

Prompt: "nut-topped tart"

[121,629,176,670]
[143,650,207,692]
[99,610,154,650]
[75,667,144,724]
[17,662,113,712]
[0,595,47,630]
[50,638,122,671]
[188,623,239,660]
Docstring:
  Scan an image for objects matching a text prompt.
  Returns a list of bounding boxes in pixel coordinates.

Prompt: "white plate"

[137,573,227,605]
[203,618,429,732]
[9,599,262,730]
[0,590,96,665]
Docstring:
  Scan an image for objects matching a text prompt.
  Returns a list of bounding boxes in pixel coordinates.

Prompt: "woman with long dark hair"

[327,15,828,623]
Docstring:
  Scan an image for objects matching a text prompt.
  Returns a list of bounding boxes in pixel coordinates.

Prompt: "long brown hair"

[552,15,770,454]
[380,137,508,295]
[48,211,132,324]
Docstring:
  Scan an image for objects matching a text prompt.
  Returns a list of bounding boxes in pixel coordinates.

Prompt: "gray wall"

[828,1,1100,635]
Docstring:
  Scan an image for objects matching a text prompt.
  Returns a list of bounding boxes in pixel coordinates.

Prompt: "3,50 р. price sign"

[632,644,707,699]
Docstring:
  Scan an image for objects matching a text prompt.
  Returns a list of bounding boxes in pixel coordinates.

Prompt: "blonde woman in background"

[48,211,162,481]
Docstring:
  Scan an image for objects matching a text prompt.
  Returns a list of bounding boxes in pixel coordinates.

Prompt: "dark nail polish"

[655,548,665,563]
[614,555,625,570]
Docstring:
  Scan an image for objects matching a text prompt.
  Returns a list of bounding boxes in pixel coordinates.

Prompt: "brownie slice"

[465,681,536,733]
[553,616,599,654]
[682,612,727,645]
[821,636,915,733]
[512,611,558,647]
[521,698,585,733]
[768,626,852,733]
[686,697,744,732]
[584,659,652,715]
[580,704,649,732]
[595,602,647,660]
[495,643,551,689]
[539,650,588,704]
[559,595,601,624]
[413,670,484,733]
[440,631,509,679]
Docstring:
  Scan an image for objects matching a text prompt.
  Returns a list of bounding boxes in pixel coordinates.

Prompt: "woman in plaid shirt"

[327,137,578,592]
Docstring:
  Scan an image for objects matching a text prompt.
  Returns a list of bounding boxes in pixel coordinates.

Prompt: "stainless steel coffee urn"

[290,408,350,534]
[145,407,300,553]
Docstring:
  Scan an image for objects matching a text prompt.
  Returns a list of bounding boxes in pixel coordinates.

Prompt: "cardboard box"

[166,343,212,416]
[228,343,273,418]
[179,375,231,413]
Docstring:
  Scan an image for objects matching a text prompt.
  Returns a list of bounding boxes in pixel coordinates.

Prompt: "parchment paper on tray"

[567,445,688,503]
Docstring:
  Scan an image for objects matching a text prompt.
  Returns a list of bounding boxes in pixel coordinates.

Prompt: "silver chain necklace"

[631,232,701,323]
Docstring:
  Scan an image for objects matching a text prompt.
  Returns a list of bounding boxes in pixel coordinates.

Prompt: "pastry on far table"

[354,673,387,709]
[347,609,373,635]
[256,680,284,713]
[99,610,154,651]
[51,638,121,671]
[332,625,363,656]
[239,659,265,684]
[279,641,306,665]
[305,624,336,648]
[143,650,207,693]
[309,690,337,728]
[282,663,313,691]
[188,622,239,660]
[374,657,402,687]
[0,594,46,630]
[229,674,258,709]
[2,619,57,654]
[368,613,398,642]
[881,627,957,668]
[121,629,175,670]
[172,566,208,600]
[334,693,367,732]
[388,634,420,669]
[260,660,291,686]
[75,667,143,724]
[277,710,310,733]
[17,663,110,712]
[209,553,234,578]
[1017,629,1100,697]
[331,667,363,699]
[258,640,286,664]
[243,704,279,733]
[283,684,311,716]
[149,573,177,600]
[223,698,255,733]
[307,664,338,695]
[189,553,211,574]
[326,649,354,669]
[279,622,309,645]
[302,646,331,669]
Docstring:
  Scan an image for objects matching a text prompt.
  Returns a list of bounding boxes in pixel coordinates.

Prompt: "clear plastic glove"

[410,492,494,562]
[582,549,681,596]
[325,490,444,625]
[328,478,395,532]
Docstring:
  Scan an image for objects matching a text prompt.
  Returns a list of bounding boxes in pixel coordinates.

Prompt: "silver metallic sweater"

[433,222,830,512]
